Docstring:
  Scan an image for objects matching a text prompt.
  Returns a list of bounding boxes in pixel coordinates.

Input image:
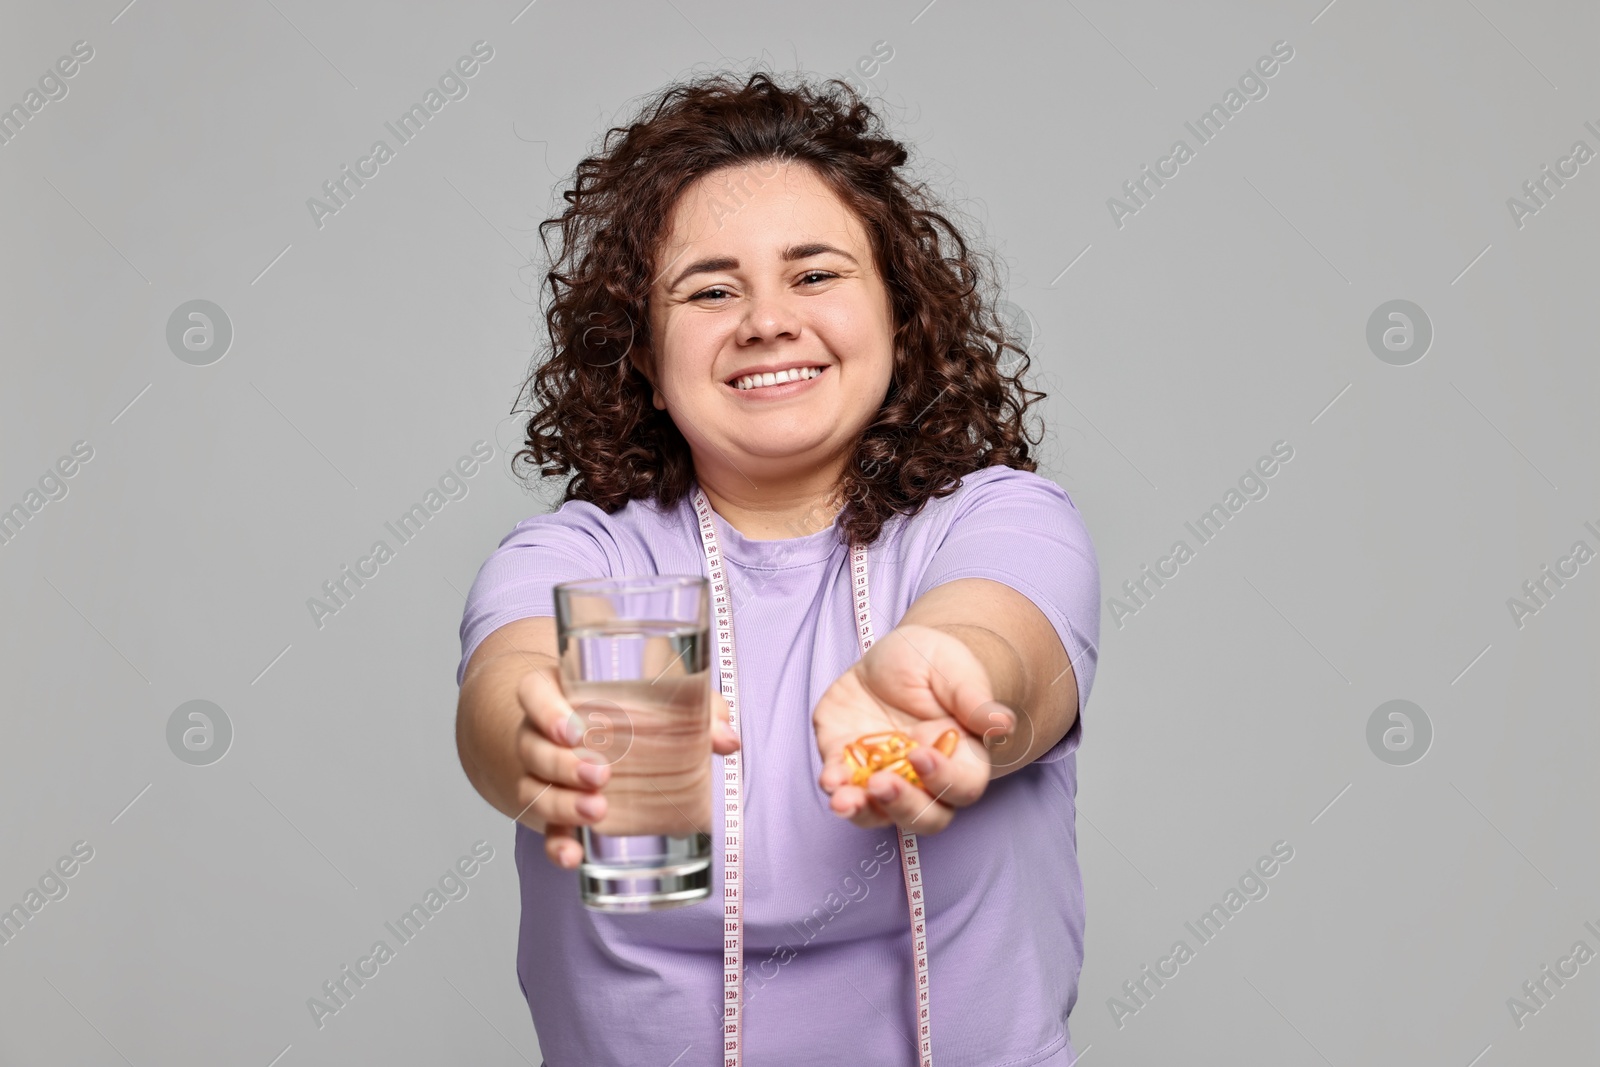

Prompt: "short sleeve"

[910,467,1100,762]
[455,501,617,686]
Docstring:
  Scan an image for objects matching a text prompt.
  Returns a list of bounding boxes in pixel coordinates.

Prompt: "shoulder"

[935,464,1083,515]
[497,491,684,552]
[869,465,1095,586]
[474,491,697,589]
[887,465,1088,544]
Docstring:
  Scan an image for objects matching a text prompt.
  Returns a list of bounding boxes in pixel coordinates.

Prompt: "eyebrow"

[663,242,859,292]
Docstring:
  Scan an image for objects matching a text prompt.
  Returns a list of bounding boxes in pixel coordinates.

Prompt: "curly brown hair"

[512,69,1047,545]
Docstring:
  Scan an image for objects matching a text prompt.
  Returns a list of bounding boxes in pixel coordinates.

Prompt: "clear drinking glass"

[552,575,713,912]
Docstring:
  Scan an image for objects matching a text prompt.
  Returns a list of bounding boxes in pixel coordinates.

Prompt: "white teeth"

[732,366,822,390]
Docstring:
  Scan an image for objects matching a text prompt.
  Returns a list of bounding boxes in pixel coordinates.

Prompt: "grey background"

[2,0,1596,1063]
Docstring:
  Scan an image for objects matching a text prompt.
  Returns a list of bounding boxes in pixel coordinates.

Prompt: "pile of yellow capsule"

[843,729,961,791]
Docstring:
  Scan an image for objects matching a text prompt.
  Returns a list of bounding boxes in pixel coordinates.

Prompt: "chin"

[737,433,835,462]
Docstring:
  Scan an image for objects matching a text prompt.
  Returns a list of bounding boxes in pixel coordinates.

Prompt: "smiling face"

[641,158,897,501]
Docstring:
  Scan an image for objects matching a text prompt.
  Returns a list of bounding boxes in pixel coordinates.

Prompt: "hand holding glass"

[553,575,713,912]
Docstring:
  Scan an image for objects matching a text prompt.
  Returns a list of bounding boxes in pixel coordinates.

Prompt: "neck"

[694,460,847,541]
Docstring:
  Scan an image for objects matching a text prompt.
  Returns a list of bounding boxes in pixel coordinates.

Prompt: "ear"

[627,344,663,405]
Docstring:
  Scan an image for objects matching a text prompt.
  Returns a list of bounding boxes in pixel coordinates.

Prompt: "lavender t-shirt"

[457,465,1100,1067]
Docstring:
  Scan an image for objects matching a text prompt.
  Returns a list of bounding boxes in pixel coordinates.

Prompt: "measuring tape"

[692,487,933,1067]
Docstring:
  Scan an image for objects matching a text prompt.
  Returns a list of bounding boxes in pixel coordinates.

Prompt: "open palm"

[813,624,1008,834]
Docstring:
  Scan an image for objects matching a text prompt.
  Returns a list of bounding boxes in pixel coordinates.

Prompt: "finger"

[954,695,1016,746]
[710,690,740,756]
[517,666,584,747]
[963,699,1025,755]
[512,774,607,829]
[904,739,987,809]
[826,782,891,827]
[543,824,582,869]
[520,725,612,790]
[819,752,876,798]
[864,769,955,834]
[976,702,1038,773]
[818,757,853,795]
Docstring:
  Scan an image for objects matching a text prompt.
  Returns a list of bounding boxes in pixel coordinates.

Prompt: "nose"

[737,285,801,347]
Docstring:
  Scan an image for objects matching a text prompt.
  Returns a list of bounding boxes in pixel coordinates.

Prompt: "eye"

[689,272,836,301]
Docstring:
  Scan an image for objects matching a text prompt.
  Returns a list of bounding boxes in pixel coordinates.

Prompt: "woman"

[455,71,1099,1067]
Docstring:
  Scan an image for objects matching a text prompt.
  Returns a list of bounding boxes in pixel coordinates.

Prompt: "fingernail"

[576,794,605,819]
[908,748,934,774]
[869,777,897,801]
[576,760,608,787]
[564,712,585,746]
